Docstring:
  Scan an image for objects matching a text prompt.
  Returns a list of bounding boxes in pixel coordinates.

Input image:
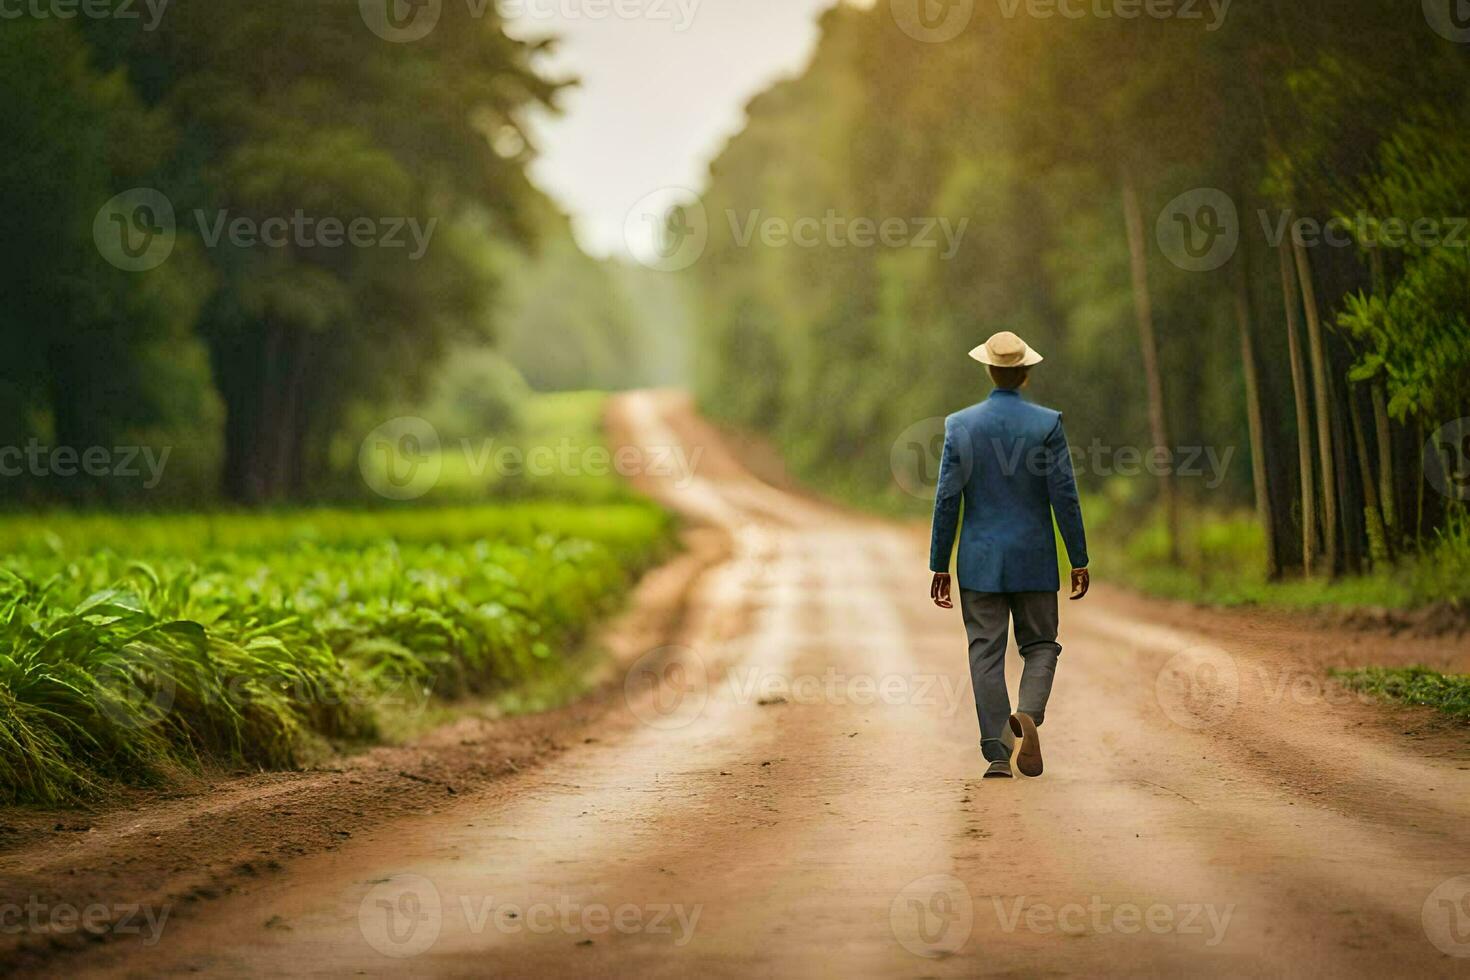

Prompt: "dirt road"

[61,391,1470,977]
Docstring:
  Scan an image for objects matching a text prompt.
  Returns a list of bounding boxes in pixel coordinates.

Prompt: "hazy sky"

[507,0,847,258]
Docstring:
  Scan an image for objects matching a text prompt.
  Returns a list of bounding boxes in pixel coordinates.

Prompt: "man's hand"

[1069,567,1090,601]
[930,572,953,609]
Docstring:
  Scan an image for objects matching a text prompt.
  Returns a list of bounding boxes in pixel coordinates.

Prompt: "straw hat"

[969,331,1043,367]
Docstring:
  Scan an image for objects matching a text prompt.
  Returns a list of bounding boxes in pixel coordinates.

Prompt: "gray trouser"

[959,590,1061,763]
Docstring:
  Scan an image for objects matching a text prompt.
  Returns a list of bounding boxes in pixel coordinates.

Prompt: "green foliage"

[0,500,672,804]
[1332,103,1470,421]
[0,6,582,505]
[1331,667,1470,721]
[422,349,531,440]
[0,20,216,505]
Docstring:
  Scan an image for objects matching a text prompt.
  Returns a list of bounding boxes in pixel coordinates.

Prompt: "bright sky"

[506,0,850,258]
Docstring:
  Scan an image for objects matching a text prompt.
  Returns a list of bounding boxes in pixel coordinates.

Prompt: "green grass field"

[0,395,675,805]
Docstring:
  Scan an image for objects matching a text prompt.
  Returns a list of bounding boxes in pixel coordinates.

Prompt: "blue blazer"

[928,389,1088,593]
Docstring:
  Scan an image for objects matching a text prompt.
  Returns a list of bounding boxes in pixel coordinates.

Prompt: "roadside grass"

[1330,667,1470,721]
[0,393,677,805]
[1084,493,1470,610]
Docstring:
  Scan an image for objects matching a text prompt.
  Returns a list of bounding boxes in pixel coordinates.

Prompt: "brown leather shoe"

[983,759,1013,779]
[1009,712,1043,777]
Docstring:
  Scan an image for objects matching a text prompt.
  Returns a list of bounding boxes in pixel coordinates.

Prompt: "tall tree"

[104,0,561,501]
[1277,242,1318,574]
[1292,243,1339,574]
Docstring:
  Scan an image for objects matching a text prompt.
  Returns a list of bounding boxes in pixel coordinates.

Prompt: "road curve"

[74,390,1470,977]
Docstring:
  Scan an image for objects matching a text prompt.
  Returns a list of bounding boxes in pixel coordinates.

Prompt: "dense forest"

[0,1,675,507]
[693,0,1470,590]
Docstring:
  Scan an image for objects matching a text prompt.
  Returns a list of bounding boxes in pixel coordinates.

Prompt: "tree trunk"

[1366,248,1396,549]
[1349,386,1389,568]
[1332,381,1361,574]
[1232,243,1278,578]
[1121,176,1180,564]
[1277,240,1317,575]
[1292,239,1338,576]
[213,319,304,506]
[1372,382,1395,541]
[1416,415,1426,547]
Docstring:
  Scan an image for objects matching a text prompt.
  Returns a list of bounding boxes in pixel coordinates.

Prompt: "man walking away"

[928,331,1090,779]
